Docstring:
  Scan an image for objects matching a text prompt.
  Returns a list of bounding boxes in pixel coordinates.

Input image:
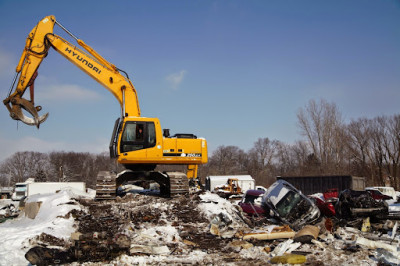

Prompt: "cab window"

[120,122,156,152]
[148,122,155,145]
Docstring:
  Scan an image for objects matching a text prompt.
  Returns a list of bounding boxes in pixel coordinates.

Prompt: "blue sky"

[0,0,399,161]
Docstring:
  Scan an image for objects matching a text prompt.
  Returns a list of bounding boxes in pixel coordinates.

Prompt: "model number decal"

[186,153,201,157]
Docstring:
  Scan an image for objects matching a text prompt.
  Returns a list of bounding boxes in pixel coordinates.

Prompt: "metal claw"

[7,97,48,128]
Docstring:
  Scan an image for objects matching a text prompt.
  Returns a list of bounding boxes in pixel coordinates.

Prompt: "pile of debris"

[24,193,241,265]
[0,203,18,223]
[1,185,400,265]
[19,191,400,264]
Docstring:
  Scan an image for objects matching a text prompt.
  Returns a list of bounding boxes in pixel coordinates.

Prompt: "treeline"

[0,99,399,190]
[0,151,121,188]
[199,99,400,190]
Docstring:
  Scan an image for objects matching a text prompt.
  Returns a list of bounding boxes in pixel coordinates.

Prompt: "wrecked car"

[366,186,398,202]
[335,189,389,220]
[261,180,320,229]
[309,189,338,217]
[365,188,393,201]
[238,189,265,217]
[309,195,336,217]
[323,188,339,200]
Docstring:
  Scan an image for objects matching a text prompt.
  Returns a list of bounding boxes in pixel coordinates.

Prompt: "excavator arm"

[3,15,140,128]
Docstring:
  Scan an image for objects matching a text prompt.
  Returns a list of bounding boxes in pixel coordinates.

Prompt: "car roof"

[245,189,265,196]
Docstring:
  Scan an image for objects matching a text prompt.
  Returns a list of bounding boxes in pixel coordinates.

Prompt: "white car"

[262,179,320,229]
[365,186,398,203]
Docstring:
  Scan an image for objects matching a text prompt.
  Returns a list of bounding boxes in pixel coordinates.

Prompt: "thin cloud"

[35,81,102,102]
[166,70,187,90]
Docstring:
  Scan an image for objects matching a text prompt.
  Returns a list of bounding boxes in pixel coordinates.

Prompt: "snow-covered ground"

[0,190,86,265]
[0,190,250,265]
[0,190,399,265]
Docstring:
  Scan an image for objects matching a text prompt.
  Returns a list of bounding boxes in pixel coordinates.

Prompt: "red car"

[309,188,338,217]
[238,189,266,216]
[309,195,336,217]
[323,188,338,200]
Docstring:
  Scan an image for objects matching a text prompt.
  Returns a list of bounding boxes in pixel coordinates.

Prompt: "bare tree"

[297,99,345,174]
[378,115,400,189]
[275,140,310,176]
[387,114,400,189]
[206,145,247,176]
[368,117,388,186]
[247,138,279,186]
[48,152,99,185]
[346,118,373,178]
[0,152,50,185]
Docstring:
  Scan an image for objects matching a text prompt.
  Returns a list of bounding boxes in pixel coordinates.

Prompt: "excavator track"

[95,171,117,200]
[95,171,189,200]
[166,172,189,198]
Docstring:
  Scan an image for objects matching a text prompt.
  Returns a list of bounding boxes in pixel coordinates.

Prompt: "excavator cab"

[109,117,160,171]
[110,116,207,167]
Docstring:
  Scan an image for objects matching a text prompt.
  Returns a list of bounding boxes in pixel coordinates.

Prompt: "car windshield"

[274,190,302,218]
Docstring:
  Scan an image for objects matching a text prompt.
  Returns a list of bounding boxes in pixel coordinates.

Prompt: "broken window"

[275,191,302,218]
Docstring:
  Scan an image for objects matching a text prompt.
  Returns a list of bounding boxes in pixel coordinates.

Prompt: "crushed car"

[365,188,393,201]
[335,189,389,220]
[366,186,398,202]
[309,188,338,217]
[261,180,320,229]
[238,189,265,217]
[309,194,336,217]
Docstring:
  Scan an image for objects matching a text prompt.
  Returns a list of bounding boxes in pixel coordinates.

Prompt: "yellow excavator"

[3,15,207,199]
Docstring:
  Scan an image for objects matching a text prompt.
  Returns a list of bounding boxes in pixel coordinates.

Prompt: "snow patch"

[0,189,87,265]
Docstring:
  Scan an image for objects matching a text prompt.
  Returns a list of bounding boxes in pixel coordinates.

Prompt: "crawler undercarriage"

[95,171,189,200]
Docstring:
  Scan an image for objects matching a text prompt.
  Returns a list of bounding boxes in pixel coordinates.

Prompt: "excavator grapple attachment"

[4,97,48,128]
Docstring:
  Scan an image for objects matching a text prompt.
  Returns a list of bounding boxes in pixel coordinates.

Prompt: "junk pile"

[0,203,18,223]
[1,181,400,265]
[18,189,399,265]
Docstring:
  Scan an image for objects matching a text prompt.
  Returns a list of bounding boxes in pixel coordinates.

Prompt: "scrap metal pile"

[16,181,400,265]
[0,203,18,223]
